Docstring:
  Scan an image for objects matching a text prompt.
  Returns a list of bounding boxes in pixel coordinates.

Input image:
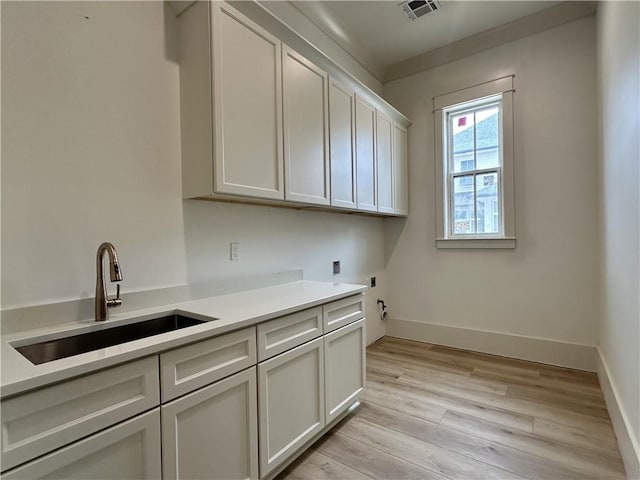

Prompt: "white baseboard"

[386,318,597,371]
[597,347,640,480]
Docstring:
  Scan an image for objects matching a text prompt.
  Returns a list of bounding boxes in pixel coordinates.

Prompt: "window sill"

[436,237,516,249]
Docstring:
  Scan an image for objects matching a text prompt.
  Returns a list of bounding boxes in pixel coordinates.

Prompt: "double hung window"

[434,76,516,248]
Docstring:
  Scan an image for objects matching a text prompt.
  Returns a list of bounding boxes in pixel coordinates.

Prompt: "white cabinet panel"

[329,78,356,209]
[258,337,325,477]
[1,356,159,471]
[211,2,284,199]
[257,306,323,361]
[162,367,258,480]
[355,95,377,212]
[160,326,256,402]
[322,293,365,333]
[393,123,409,215]
[283,46,330,205]
[3,409,161,480]
[324,319,365,423]
[376,110,394,214]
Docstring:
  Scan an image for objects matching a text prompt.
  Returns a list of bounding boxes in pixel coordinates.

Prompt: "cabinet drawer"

[160,326,256,402]
[1,356,159,471]
[322,293,365,333]
[257,307,323,361]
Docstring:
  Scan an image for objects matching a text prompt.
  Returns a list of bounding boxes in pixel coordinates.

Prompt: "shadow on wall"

[163,2,179,64]
[383,217,407,268]
[181,199,386,287]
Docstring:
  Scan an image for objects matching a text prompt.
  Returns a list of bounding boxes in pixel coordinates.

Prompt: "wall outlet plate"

[230,242,240,261]
[333,261,340,275]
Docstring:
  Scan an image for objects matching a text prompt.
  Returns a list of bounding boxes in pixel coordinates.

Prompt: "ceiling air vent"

[399,0,442,21]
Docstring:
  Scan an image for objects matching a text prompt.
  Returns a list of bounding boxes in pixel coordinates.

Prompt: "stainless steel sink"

[15,314,208,365]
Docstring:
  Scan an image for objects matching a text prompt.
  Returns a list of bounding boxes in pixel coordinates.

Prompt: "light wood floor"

[277,336,626,480]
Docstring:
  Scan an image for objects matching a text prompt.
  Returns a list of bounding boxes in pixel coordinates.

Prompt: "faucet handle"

[107,284,123,309]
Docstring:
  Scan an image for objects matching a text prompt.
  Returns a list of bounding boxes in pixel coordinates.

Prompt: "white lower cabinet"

[324,319,365,423]
[258,337,325,477]
[161,367,258,480]
[3,409,161,480]
[1,295,366,480]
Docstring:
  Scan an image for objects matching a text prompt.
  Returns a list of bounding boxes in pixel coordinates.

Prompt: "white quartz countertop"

[1,280,367,398]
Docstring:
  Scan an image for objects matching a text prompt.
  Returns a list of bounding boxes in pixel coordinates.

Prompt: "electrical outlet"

[333,261,341,275]
[230,242,240,261]
[370,276,376,287]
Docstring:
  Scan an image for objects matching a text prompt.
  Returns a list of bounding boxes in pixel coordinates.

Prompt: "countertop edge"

[1,281,367,398]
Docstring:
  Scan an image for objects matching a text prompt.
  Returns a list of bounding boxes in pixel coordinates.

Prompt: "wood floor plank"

[370,352,509,396]
[368,348,474,376]
[428,343,599,384]
[471,366,603,397]
[505,384,608,417]
[440,411,626,479]
[418,376,617,438]
[280,449,374,480]
[399,368,508,396]
[532,416,620,458]
[337,414,528,480]
[313,429,450,480]
[362,377,448,424]
[356,401,599,480]
[368,371,535,432]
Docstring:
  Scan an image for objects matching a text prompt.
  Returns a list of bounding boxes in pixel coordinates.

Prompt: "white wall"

[382,18,599,347]
[0,1,387,342]
[596,1,640,475]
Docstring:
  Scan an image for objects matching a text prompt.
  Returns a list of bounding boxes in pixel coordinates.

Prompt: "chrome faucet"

[95,242,123,321]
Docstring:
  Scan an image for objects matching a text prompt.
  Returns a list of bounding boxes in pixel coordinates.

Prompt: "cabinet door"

[283,46,330,205]
[258,337,324,477]
[3,410,161,480]
[355,95,377,211]
[162,367,258,480]
[393,123,409,215]
[329,78,356,209]
[324,319,365,423]
[376,110,394,213]
[211,3,284,199]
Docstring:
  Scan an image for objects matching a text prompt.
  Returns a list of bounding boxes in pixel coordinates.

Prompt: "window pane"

[475,106,500,169]
[451,112,474,159]
[476,172,499,234]
[453,175,474,234]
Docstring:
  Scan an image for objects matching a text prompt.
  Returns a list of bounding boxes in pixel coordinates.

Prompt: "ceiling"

[291,1,562,68]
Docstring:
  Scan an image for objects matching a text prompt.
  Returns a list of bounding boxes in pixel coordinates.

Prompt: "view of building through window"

[448,102,501,235]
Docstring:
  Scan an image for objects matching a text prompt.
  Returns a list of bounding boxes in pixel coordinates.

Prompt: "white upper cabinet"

[393,123,409,216]
[329,78,357,209]
[178,1,410,216]
[180,2,284,200]
[355,95,377,212]
[376,110,394,214]
[282,46,330,205]
[212,3,283,199]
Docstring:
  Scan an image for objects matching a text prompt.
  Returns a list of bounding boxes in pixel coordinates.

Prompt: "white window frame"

[434,76,516,249]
